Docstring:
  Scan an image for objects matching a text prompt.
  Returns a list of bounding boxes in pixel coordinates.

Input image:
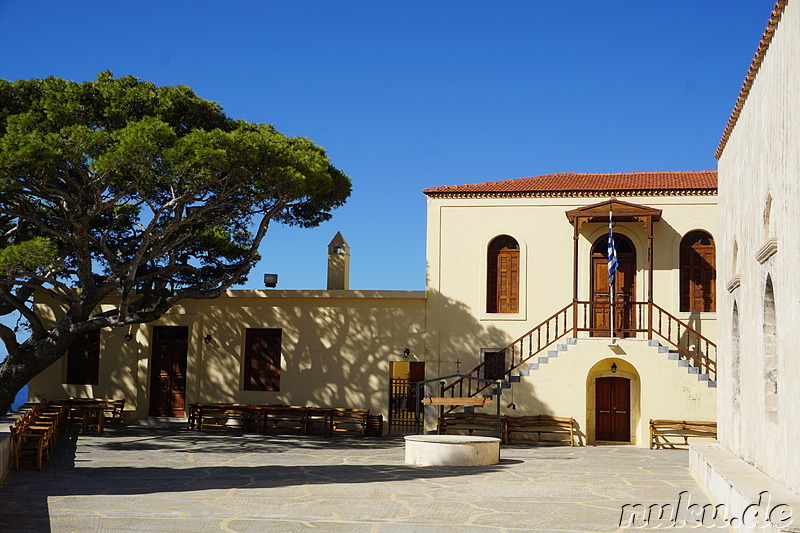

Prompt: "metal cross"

[455,358,462,373]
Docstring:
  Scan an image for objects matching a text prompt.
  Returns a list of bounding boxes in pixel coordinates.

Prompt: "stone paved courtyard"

[0,423,713,532]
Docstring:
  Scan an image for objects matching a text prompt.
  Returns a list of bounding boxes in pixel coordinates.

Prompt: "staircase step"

[688,367,699,374]
[648,339,660,347]
[510,375,521,383]
[658,346,669,353]
[698,373,709,381]
[567,337,578,345]
[677,360,689,367]
[547,350,558,358]
[707,380,717,388]
[667,353,679,360]
[557,344,568,351]
[518,369,530,377]
[528,363,539,371]
[538,357,549,364]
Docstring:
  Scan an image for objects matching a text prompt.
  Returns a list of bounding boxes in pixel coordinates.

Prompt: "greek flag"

[608,209,619,287]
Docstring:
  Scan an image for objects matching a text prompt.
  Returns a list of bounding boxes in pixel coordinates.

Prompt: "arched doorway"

[596,377,630,441]
[591,235,636,337]
[586,359,640,445]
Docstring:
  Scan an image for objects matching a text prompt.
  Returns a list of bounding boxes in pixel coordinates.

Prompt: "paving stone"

[0,424,712,532]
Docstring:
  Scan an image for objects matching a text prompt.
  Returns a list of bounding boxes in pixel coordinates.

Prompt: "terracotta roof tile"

[423,171,717,198]
[716,0,788,159]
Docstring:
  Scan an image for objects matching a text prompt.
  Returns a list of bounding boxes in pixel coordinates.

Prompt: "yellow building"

[30,170,719,447]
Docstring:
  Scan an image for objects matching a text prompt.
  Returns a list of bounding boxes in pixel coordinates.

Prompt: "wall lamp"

[204,334,213,344]
[403,347,410,359]
[611,362,617,374]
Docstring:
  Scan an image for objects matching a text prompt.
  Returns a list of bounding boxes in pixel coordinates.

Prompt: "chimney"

[327,232,350,290]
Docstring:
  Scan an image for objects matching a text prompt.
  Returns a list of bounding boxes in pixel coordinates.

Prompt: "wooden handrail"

[650,302,717,381]
[440,303,573,410]
[439,300,717,413]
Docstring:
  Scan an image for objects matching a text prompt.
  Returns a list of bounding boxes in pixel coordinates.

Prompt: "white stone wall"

[717,0,800,494]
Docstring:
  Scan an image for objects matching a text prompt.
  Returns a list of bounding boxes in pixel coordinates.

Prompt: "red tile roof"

[716,0,788,159]
[423,171,717,198]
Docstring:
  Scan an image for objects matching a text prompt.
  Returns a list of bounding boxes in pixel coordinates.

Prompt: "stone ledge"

[690,441,800,532]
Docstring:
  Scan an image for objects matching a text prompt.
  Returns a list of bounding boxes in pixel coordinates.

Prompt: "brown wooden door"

[591,236,635,337]
[595,377,630,442]
[149,326,189,417]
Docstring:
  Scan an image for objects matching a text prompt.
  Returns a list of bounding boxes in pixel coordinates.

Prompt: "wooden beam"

[422,397,493,406]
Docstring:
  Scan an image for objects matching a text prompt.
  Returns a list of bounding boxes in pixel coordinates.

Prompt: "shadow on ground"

[0,424,509,532]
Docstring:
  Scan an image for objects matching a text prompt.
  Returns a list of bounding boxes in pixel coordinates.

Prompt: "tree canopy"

[0,72,351,413]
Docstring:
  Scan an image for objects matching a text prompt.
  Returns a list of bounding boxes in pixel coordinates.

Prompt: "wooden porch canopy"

[565,198,662,307]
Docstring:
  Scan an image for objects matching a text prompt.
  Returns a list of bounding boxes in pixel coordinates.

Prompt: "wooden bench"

[649,419,717,449]
[505,415,575,446]
[331,408,369,436]
[437,412,501,439]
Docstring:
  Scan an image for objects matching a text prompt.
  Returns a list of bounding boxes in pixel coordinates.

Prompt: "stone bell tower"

[327,232,350,290]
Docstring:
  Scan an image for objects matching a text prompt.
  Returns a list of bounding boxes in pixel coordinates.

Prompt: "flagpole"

[609,207,615,340]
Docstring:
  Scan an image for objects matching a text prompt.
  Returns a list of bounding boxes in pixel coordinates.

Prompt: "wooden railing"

[438,300,717,411]
[439,303,573,410]
[650,302,717,381]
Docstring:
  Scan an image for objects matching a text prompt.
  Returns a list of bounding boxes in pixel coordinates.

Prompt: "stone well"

[404,435,501,466]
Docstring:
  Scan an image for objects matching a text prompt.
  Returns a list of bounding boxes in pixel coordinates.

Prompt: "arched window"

[680,231,716,312]
[732,303,741,407]
[487,235,519,313]
[763,276,778,414]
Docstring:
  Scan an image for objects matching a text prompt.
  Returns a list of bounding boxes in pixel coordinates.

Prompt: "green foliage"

[0,70,351,330]
[0,237,58,276]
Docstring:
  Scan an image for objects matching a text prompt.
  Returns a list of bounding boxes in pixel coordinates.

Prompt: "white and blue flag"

[608,209,619,288]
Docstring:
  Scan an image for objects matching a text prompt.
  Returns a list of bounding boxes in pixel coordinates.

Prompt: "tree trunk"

[0,336,75,414]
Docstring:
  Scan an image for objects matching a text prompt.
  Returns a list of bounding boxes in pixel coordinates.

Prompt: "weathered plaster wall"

[716,0,800,494]
[30,291,426,421]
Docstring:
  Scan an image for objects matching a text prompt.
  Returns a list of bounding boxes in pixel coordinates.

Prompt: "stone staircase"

[459,336,716,413]
[646,339,717,388]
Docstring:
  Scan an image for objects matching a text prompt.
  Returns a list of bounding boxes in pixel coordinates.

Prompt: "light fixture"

[611,362,617,374]
[204,334,213,344]
[124,332,133,342]
[403,347,410,359]
[263,273,278,288]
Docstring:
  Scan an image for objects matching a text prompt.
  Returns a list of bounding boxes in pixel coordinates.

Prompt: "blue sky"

[0,0,773,293]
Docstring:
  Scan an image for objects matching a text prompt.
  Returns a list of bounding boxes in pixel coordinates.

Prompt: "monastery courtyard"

[0,423,715,532]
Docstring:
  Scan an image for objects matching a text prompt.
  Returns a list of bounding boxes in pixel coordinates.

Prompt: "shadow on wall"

[195,288,554,420]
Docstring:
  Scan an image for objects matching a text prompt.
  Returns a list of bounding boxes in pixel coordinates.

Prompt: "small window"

[680,231,716,312]
[483,351,506,381]
[65,330,101,385]
[243,328,281,391]
[487,235,520,313]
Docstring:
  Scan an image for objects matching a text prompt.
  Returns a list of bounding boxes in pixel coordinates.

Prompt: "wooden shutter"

[487,236,520,313]
[244,328,281,391]
[680,232,716,312]
[65,330,100,385]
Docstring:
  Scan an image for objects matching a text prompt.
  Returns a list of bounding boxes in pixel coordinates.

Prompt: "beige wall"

[30,290,426,421]
[425,195,718,372]
[717,0,800,493]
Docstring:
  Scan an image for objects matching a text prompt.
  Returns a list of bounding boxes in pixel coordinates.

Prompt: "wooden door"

[591,236,635,337]
[149,326,189,417]
[595,377,630,442]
